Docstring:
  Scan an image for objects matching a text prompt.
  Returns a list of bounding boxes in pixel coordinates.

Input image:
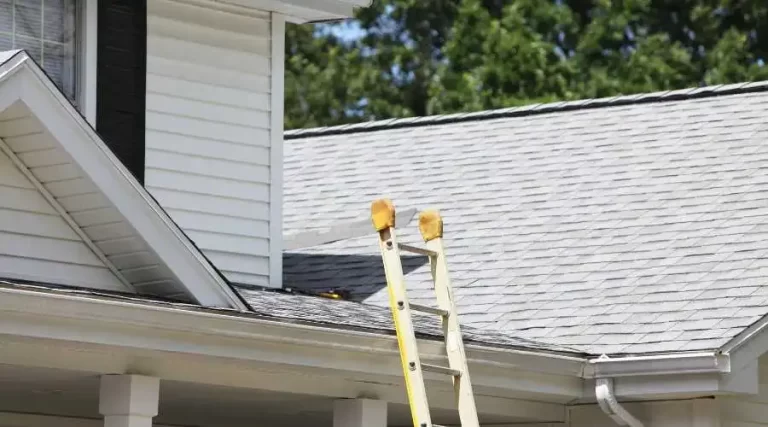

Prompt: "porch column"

[333,398,387,427]
[99,375,160,427]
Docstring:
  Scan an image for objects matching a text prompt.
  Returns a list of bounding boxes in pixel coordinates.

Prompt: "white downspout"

[595,377,644,427]
[595,356,644,427]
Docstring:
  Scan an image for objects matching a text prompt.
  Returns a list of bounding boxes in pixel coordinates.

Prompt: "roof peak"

[286,80,768,139]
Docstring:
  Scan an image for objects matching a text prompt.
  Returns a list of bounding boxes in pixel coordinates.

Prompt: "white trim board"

[0,50,246,309]
[79,0,98,126]
[269,13,285,287]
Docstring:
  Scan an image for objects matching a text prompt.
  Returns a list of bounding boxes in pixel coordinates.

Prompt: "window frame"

[77,0,97,125]
[0,0,97,125]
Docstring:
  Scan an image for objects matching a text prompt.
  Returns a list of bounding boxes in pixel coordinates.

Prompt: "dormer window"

[0,0,79,103]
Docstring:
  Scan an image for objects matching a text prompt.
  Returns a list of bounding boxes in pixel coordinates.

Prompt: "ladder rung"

[398,243,438,257]
[409,303,449,317]
[421,363,462,377]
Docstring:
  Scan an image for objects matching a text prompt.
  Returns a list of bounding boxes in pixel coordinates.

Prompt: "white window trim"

[77,0,97,126]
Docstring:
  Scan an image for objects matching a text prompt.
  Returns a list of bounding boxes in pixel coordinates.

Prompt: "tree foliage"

[285,0,768,129]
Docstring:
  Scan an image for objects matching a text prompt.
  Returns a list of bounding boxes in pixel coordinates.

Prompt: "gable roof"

[283,81,768,356]
[0,50,246,309]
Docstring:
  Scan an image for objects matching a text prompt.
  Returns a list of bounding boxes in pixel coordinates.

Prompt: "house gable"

[0,50,245,309]
[0,126,129,292]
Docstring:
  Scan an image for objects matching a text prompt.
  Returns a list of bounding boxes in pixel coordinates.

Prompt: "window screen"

[0,0,78,102]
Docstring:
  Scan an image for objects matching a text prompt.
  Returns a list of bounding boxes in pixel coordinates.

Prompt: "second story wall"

[144,0,283,288]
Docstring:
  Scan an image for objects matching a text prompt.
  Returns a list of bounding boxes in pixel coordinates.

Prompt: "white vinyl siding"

[0,101,181,297]
[0,111,123,290]
[721,356,768,426]
[145,0,273,287]
[569,398,719,427]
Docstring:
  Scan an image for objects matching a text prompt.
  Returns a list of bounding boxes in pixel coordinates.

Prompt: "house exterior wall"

[569,398,720,427]
[143,0,280,287]
[720,356,768,426]
[0,105,125,291]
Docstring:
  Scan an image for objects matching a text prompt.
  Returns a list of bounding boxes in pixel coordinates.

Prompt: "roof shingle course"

[283,86,768,355]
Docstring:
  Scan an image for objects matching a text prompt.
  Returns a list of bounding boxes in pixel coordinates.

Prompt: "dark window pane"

[43,41,75,98]
[44,5,66,42]
[0,1,12,34]
[15,35,42,62]
[0,34,10,52]
[14,1,43,39]
[0,0,77,102]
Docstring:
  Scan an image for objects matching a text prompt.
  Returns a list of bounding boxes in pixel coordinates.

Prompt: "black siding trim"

[96,0,147,183]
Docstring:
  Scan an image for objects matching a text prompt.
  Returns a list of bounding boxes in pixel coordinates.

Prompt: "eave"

[187,0,372,22]
[0,283,582,422]
[0,282,766,413]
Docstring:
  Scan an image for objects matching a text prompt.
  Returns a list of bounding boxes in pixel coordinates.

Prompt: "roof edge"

[286,80,768,139]
[0,281,587,375]
[2,282,756,400]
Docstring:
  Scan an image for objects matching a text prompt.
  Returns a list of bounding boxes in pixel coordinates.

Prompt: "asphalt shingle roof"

[283,83,768,356]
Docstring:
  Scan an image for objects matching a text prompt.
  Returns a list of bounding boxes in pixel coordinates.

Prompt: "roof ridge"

[285,80,768,139]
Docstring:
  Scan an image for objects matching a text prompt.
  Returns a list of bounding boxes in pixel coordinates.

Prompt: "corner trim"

[269,13,285,288]
[79,0,98,125]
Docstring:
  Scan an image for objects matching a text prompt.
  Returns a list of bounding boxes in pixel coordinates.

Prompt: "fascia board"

[0,285,584,403]
[581,352,760,400]
[3,52,246,310]
[581,367,758,401]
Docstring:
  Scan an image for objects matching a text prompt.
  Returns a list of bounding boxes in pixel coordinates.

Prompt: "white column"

[333,398,387,427]
[99,375,160,427]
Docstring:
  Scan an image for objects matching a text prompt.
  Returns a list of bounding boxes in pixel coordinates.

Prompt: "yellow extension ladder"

[370,199,480,427]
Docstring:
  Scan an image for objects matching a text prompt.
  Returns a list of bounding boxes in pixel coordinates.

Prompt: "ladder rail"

[371,199,481,427]
[420,211,480,427]
[371,199,434,427]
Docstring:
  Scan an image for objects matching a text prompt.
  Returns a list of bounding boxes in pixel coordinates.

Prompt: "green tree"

[285,0,768,129]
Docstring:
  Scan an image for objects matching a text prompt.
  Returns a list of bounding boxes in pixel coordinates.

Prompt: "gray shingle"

[282,86,768,355]
[235,287,576,353]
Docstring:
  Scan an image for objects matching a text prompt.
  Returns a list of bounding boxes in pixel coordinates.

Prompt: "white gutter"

[589,352,731,427]
[585,352,730,378]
